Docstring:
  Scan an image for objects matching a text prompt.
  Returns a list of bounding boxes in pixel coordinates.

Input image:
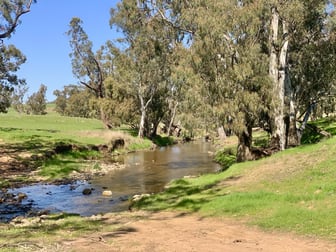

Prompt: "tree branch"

[80,81,96,92]
[0,0,34,39]
[149,1,195,35]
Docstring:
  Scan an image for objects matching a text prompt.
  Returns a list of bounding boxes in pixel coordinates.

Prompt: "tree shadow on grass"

[133,178,222,213]
[0,212,139,250]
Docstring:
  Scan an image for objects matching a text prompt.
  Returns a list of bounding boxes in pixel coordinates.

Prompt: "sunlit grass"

[39,150,102,179]
[135,132,336,240]
[0,212,128,251]
[0,109,106,145]
[0,109,155,183]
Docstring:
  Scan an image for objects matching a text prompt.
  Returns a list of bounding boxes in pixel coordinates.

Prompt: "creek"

[3,141,220,222]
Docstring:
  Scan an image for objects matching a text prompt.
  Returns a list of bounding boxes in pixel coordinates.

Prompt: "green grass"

[0,212,138,251]
[135,130,336,240]
[301,116,336,144]
[127,139,153,152]
[214,147,236,171]
[0,109,106,145]
[0,109,155,183]
[38,150,102,179]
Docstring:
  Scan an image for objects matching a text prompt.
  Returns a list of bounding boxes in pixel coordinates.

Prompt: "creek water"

[6,141,220,221]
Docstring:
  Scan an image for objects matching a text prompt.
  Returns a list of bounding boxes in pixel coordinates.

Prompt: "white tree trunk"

[168,101,178,136]
[285,67,299,147]
[138,94,146,138]
[269,7,288,151]
[217,125,227,140]
[138,93,152,138]
[138,107,146,138]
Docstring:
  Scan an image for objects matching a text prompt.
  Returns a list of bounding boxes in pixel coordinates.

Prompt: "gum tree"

[0,0,35,112]
[110,0,177,138]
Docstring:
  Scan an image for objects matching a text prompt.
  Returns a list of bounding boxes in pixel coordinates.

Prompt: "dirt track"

[61,211,336,252]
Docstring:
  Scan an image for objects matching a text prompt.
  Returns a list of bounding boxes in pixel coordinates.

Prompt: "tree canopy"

[63,0,336,161]
[0,0,35,112]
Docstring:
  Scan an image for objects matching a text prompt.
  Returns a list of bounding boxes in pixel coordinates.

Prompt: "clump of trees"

[63,0,336,161]
[2,0,335,162]
[11,83,48,115]
[53,85,92,118]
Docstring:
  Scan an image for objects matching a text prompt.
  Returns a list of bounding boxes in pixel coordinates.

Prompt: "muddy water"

[8,141,220,219]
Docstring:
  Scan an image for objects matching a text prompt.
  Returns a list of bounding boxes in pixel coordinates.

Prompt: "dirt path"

[61,211,336,252]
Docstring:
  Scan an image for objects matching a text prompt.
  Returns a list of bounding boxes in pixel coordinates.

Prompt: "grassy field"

[0,108,107,145]
[134,118,336,240]
[0,108,152,182]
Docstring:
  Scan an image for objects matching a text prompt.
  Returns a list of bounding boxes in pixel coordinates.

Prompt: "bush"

[214,147,236,171]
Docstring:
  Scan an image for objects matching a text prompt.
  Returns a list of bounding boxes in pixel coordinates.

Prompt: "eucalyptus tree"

[212,1,271,161]
[0,0,35,39]
[0,0,35,112]
[156,0,336,158]
[0,44,26,112]
[25,84,47,115]
[156,0,272,161]
[67,18,122,128]
[96,41,139,127]
[11,82,28,113]
[53,85,93,118]
[164,45,193,136]
[110,0,178,138]
[267,0,336,148]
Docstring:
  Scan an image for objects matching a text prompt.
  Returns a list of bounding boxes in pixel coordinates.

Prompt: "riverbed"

[4,141,220,221]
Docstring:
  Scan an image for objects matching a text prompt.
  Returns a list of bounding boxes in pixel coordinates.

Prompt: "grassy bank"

[134,119,336,240]
[0,109,153,184]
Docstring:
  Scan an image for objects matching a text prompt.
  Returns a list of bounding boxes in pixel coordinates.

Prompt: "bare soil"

[59,211,336,252]
[0,144,35,183]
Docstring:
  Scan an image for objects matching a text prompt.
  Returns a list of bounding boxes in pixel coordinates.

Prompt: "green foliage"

[25,84,47,115]
[126,138,153,152]
[0,0,35,39]
[214,148,236,171]
[11,83,28,113]
[300,125,324,144]
[0,0,35,113]
[0,44,27,113]
[151,135,175,147]
[110,0,180,137]
[53,85,93,118]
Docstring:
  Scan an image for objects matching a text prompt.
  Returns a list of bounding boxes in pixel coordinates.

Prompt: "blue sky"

[6,0,120,101]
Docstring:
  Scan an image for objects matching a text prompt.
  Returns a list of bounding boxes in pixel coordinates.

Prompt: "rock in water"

[102,190,112,196]
[82,188,92,195]
[17,192,28,202]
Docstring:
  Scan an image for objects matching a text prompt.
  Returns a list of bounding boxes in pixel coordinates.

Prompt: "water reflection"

[10,141,220,218]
